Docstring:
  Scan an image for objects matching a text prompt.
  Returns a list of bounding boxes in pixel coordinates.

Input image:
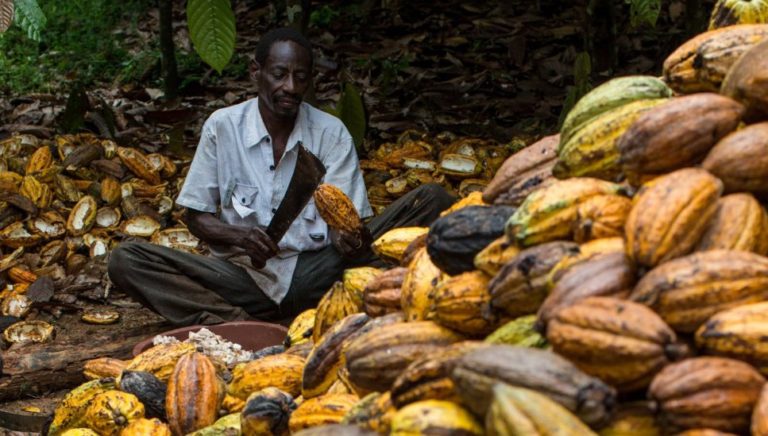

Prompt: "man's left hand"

[331,227,373,259]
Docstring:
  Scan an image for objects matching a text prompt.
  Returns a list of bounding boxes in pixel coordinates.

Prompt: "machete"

[265,142,326,244]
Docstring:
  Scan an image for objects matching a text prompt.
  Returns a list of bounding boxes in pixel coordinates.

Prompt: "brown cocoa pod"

[618,93,744,181]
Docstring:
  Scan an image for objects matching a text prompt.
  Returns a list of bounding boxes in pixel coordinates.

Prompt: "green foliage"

[0,0,150,95]
[187,0,236,74]
[13,0,46,41]
[309,5,340,28]
[323,83,367,153]
[559,52,592,128]
[626,0,661,27]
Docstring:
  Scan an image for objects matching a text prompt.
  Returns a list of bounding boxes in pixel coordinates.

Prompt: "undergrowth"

[0,0,255,97]
[0,0,153,95]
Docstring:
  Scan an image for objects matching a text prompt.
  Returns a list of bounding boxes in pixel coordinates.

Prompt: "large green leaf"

[187,0,236,74]
[0,0,13,33]
[626,0,661,27]
[14,0,46,41]
[335,83,366,152]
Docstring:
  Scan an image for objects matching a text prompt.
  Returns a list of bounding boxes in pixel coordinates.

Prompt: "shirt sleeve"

[176,118,220,213]
[320,126,373,219]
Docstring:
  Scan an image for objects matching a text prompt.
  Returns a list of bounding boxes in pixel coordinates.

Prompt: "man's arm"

[186,210,278,269]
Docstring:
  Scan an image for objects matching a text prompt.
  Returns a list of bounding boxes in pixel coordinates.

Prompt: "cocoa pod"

[649,357,765,433]
[625,168,723,269]
[618,93,744,181]
[631,250,768,333]
[451,344,616,427]
[702,122,768,196]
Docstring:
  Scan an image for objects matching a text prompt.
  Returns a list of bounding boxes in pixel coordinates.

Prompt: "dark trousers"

[108,184,455,326]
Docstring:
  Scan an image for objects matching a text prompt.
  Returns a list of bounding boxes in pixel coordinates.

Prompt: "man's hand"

[331,227,373,259]
[186,210,278,269]
[243,227,279,269]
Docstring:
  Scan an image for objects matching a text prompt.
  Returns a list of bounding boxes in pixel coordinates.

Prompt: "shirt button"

[271,208,276,214]
[269,165,275,171]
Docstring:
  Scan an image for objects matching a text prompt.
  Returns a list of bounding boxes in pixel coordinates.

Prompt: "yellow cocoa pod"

[83,357,127,380]
[439,191,486,217]
[313,184,363,234]
[342,267,382,298]
[486,384,596,436]
[625,168,722,269]
[228,353,305,400]
[60,430,100,436]
[598,404,660,436]
[313,281,363,343]
[573,194,632,243]
[473,236,520,276]
[400,247,443,321]
[710,0,768,29]
[49,378,116,435]
[390,400,482,436]
[430,270,495,336]
[221,394,245,414]
[123,342,195,383]
[371,227,429,263]
[696,193,768,255]
[506,177,626,247]
[285,308,316,348]
[119,418,171,436]
[288,393,359,434]
[664,24,768,93]
[84,391,145,436]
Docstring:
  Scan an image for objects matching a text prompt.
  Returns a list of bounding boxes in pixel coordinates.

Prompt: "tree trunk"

[585,0,616,75]
[159,0,179,100]
[685,0,708,36]
[0,314,169,401]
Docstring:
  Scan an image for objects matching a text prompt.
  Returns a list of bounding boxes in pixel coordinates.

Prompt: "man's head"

[252,28,313,120]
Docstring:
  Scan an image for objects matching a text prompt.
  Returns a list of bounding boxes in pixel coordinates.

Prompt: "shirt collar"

[244,97,307,151]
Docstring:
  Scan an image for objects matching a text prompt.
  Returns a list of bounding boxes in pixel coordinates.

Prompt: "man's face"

[254,40,312,120]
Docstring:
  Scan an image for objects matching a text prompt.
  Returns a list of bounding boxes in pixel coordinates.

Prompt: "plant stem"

[158,0,178,100]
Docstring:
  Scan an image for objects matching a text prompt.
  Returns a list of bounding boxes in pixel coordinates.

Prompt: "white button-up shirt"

[176,98,372,304]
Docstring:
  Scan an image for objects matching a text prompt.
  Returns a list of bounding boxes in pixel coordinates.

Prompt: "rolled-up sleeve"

[321,128,373,219]
[176,119,220,213]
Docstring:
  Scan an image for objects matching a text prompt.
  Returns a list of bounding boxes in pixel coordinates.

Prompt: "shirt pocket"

[233,183,259,207]
[231,183,261,221]
[302,202,328,245]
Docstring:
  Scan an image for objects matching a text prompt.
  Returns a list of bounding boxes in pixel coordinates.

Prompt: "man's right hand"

[186,210,278,269]
[243,227,279,269]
